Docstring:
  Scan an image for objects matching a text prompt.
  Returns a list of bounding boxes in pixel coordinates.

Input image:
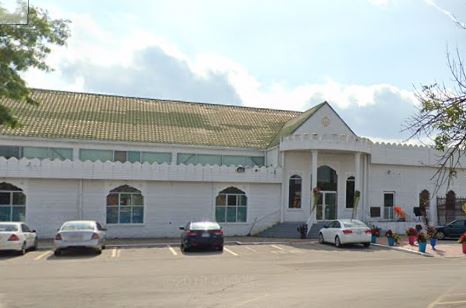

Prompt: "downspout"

[77,179,83,219]
[280,150,285,223]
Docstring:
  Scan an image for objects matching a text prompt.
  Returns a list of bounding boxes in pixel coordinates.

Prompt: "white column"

[280,151,286,223]
[311,150,318,219]
[354,152,361,219]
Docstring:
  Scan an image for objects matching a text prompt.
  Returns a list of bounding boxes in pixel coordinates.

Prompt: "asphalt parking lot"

[0,241,465,308]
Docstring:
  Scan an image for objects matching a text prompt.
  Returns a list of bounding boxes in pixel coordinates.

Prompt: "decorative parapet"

[280,133,372,153]
[0,157,282,183]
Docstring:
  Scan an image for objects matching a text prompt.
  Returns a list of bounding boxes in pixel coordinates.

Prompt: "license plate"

[67,236,82,242]
[356,230,362,235]
[202,232,210,238]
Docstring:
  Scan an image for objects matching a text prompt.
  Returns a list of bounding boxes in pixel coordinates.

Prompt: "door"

[316,191,337,220]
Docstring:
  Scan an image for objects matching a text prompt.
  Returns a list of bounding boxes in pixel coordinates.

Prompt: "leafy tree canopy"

[0,2,70,127]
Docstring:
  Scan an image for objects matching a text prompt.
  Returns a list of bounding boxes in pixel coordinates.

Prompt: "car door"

[321,221,332,242]
[21,224,33,248]
[449,220,465,238]
[326,221,338,242]
[96,222,106,245]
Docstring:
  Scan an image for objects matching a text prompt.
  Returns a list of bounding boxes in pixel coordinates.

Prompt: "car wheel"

[335,236,342,248]
[218,246,224,252]
[18,242,26,255]
[318,233,325,244]
[54,249,62,257]
[32,238,38,251]
[436,231,445,240]
[102,245,106,250]
[95,248,102,255]
[363,242,370,248]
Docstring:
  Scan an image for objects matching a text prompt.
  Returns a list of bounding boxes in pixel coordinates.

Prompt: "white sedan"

[54,220,107,256]
[0,222,38,255]
[318,219,371,248]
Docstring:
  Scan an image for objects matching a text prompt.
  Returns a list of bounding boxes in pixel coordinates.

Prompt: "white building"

[0,89,464,238]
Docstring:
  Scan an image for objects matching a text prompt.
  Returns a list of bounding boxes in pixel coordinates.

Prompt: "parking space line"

[34,250,51,261]
[435,300,466,306]
[243,246,256,252]
[224,247,239,256]
[111,248,119,258]
[167,245,178,256]
[271,245,284,251]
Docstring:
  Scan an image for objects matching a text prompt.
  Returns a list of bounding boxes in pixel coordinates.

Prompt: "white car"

[0,222,38,255]
[54,220,106,256]
[318,219,371,248]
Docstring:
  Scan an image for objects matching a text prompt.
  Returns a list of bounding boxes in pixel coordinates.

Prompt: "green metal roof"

[0,89,326,150]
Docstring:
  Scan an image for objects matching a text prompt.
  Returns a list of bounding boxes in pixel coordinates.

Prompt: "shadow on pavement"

[47,248,101,260]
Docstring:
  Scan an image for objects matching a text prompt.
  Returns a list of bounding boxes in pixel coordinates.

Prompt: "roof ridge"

[30,88,303,115]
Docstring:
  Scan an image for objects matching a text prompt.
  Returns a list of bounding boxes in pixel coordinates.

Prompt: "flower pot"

[419,242,427,253]
[371,235,377,244]
[387,237,396,246]
[463,242,466,254]
[430,238,437,250]
[408,235,416,245]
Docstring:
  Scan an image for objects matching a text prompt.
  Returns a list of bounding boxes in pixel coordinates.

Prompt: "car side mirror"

[179,226,185,230]
[323,225,329,229]
[32,230,36,233]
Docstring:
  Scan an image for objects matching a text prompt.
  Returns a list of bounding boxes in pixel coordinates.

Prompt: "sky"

[17,0,466,142]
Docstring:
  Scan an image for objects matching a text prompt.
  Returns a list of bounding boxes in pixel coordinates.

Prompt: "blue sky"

[21,0,466,142]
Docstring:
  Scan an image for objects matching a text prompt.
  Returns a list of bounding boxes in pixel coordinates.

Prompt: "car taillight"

[364,229,371,234]
[212,230,223,236]
[91,233,99,240]
[8,234,20,241]
[342,230,353,234]
[55,233,62,240]
[186,231,197,237]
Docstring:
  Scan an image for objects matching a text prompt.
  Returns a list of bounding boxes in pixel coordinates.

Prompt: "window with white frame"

[106,185,144,224]
[383,192,394,220]
[0,182,26,222]
[215,187,247,223]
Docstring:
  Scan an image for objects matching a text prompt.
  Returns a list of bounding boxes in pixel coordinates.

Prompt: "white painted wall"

[294,104,355,136]
[4,178,281,239]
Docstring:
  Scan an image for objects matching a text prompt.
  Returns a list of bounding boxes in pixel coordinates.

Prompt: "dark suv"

[435,219,466,239]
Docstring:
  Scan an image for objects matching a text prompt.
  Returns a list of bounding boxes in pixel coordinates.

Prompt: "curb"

[371,243,433,257]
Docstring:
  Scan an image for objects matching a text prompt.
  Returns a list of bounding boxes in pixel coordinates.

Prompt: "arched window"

[317,166,337,191]
[0,182,26,222]
[419,190,430,208]
[346,176,355,208]
[289,175,302,208]
[215,187,247,223]
[106,185,144,224]
[445,190,456,223]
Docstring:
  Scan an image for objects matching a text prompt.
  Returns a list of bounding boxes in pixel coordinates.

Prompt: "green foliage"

[0,4,70,127]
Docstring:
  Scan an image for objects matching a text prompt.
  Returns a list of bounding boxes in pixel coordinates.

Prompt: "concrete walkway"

[374,236,465,258]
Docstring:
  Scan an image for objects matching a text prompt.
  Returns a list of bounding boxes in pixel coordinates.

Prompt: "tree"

[406,48,466,192]
[0,3,70,127]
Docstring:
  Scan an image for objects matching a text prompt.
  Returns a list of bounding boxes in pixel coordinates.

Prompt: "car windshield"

[343,220,367,228]
[0,224,18,232]
[190,222,221,231]
[61,222,95,231]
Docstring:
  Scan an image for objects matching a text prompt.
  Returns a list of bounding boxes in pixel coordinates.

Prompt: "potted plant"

[405,227,418,245]
[370,225,380,243]
[458,232,466,254]
[385,229,400,246]
[417,232,427,253]
[426,226,437,250]
[297,224,308,239]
